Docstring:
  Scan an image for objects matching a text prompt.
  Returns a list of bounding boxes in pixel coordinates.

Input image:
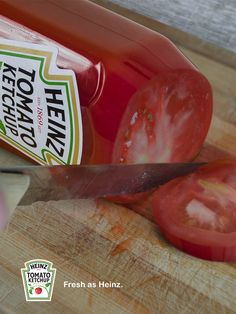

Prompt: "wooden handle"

[0,173,30,216]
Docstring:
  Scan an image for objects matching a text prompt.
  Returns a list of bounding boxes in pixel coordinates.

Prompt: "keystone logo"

[21,259,56,302]
[0,39,82,166]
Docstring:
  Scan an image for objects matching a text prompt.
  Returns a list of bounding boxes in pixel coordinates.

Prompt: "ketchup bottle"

[0,0,212,165]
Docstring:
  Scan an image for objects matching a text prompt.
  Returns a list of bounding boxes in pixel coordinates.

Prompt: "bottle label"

[0,39,82,165]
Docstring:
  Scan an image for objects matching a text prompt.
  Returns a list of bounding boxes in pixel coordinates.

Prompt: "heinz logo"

[21,259,56,302]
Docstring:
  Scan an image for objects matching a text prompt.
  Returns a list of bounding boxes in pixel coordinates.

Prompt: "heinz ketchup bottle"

[0,0,212,165]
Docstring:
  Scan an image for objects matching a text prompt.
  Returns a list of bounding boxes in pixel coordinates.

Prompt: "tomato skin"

[152,160,236,261]
[159,227,236,261]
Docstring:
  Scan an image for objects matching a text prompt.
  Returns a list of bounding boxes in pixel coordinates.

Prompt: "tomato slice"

[152,160,236,261]
[112,69,212,164]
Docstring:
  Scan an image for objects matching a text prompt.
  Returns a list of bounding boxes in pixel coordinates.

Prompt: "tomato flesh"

[152,160,236,261]
[113,69,212,164]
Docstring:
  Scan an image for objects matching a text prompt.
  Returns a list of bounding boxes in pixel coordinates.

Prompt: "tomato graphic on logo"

[35,287,42,294]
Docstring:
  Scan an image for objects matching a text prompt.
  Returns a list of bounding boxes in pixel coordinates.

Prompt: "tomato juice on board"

[0,0,212,165]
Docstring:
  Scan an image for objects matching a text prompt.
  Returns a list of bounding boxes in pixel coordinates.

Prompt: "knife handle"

[0,173,30,228]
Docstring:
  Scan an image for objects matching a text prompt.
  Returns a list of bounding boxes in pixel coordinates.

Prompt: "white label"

[21,259,56,302]
[0,39,83,165]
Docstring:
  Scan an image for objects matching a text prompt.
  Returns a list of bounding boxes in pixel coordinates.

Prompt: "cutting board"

[0,3,236,314]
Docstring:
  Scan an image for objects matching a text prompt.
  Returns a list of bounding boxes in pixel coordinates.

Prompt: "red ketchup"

[0,0,212,165]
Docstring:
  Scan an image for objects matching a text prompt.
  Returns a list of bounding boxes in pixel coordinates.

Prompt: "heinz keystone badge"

[0,39,83,165]
[21,259,56,302]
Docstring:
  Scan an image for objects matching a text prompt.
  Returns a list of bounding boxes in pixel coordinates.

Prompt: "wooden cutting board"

[0,4,236,314]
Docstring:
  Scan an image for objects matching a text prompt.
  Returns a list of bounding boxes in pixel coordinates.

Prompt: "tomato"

[1,2,212,165]
[152,160,236,261]
[112,69,212,164]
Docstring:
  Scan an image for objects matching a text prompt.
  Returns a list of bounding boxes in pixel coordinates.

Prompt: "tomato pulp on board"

[0,0,212,165]
[106,190,153,205]
[152,160,236,261]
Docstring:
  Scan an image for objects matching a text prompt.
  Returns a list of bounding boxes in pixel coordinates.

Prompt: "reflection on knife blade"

[0,162,206,205]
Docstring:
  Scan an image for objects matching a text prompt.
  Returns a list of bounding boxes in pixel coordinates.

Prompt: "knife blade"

[0,162,205,205]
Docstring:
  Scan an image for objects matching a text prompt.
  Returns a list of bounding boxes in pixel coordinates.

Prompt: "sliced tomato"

[110,69,212,204]
[112,69,212,164]
[152,159,236,261]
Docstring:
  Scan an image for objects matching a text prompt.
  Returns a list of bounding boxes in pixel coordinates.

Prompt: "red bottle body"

[0,0,212,165]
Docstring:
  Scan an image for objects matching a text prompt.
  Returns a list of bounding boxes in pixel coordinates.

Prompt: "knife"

[0,162,205,208]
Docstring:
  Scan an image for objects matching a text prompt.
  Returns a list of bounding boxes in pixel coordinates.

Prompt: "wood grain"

[1,199,236,314]
[0,3,236,314]
[0,173,29,216]
[92,0,236,69]
[108,0,236,54]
